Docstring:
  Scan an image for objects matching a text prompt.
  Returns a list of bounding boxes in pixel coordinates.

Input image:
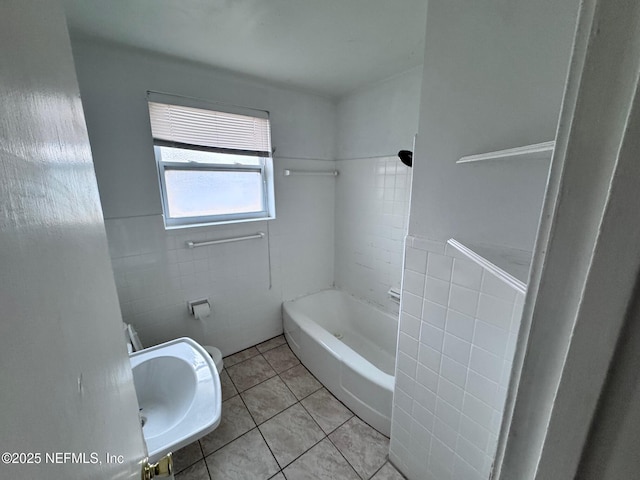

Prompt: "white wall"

[409,0,579,252]
[575,293,640,480]
[392,0,580,478]
[334,68,422,312]
[0,2,145,477]
[71,38,336,220]
[336,67,423,160]
[70,38,337,355]
[496,0,640,477]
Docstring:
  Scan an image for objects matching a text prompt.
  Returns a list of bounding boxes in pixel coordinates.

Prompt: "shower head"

[398,150,413,167]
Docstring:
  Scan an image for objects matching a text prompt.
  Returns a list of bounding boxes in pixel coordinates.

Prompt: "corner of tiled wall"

[334,155,411,314]
[390,235,525,480]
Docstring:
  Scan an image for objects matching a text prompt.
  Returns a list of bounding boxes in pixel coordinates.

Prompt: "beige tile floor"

[173,335,406,480]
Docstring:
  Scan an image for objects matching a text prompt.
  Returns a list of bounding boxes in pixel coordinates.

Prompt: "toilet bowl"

[203,346,223,374]
[123,323,224,373]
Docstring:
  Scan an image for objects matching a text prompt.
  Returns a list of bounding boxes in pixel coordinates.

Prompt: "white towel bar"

[186,232,265,248]
[283,169,338,176]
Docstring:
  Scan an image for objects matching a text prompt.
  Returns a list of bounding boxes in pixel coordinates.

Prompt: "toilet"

[124,323,224,373]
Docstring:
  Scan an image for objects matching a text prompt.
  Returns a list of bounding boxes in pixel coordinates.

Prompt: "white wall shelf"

[456,141,555,164]
[446,238,531,293]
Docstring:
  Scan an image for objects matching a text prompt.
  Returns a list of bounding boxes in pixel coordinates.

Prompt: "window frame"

[147,94,276,230]
[154,144,272,228]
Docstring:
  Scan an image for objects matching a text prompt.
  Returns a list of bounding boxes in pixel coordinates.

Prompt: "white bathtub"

[283,289,398,435]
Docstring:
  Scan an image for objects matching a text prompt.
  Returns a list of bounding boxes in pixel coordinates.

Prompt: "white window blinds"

[148,101,272,156]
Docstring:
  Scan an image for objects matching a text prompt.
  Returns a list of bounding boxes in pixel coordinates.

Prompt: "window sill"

[163,214,276,230]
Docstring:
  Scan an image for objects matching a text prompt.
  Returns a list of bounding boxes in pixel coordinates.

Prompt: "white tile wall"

[105,157,335,356]
[334,156,412,313]
[390,235,526,480]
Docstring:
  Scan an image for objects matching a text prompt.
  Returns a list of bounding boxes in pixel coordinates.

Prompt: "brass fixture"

[141,453,173,479]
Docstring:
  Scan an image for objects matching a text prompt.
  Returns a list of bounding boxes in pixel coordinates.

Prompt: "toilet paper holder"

[187,298,210,316]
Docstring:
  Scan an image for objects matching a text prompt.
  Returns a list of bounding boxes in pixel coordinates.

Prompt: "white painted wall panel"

[71,38,336,219]
[409,0,579,251]
[336,67,423,160]
[71,39,336,355]
[0,2,145,478]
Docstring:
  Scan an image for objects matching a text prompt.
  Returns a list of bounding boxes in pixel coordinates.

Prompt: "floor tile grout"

[297,394,354,436]
[176,335,399,480]
[224,347,332,476]
[233,359,316,401]
[227,344,391,441]
[369,460,393,480]
[225,334,286,367]
[236,389,282,472]
[225,343,366,478]
[199,439,214,480]
[270,430,325,471]
[172,448,202,476]
[324,429,365,480]
[240,402,326,475]
[223,341,318,476]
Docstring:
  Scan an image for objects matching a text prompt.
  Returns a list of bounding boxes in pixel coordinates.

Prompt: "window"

[148,95,275,228]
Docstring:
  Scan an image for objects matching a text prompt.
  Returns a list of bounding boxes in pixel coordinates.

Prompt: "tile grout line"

[256,401,327,471]
[224,334,287,367]
[273,430,327,473]
[198,439,214,480]
[271,344,367,476]
[203,369,260,461]
[201,425,276,478]
[297,394,355,438]
[226,346,298,393]
[318,411,392,479]
[218,356,284,474]
[242,348,346,474]
[172,444,205,477]
[255,352,331,474]
[368,461,395,480]
[226,357,278,393]
[198,337,395,480]
[229,365,288,398]
[278,361,324,401]
[239,344,386,478]
[235,390,285,477]
[227,343,316,402]
[288,375,366,476]
[226,342,324,475]
[303,409,365,479]
[173,336,393,479]
[324,431,366,480]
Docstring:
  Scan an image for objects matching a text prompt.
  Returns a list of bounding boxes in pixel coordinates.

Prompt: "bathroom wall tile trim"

[390,235,525,480]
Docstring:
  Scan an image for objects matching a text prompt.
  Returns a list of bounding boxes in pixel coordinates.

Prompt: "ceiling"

[63,0,427,98]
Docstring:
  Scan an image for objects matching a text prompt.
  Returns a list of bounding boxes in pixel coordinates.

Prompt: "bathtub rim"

[283,288,398,435]
[283,289,397,391]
